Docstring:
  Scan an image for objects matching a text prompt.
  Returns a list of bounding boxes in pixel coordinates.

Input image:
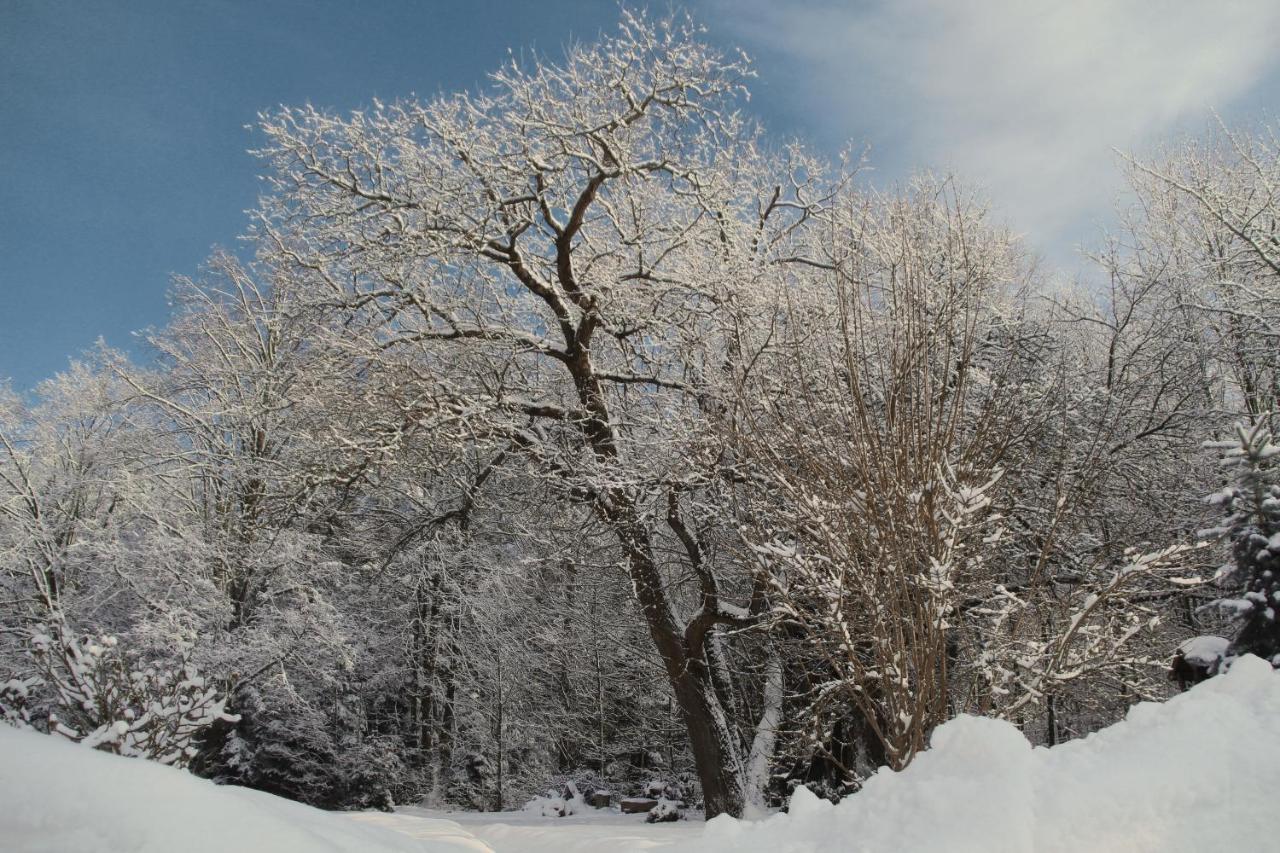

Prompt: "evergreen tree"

[1205,416,1280,666]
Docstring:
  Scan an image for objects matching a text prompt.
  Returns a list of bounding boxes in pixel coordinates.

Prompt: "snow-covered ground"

[350,807,701,852]
[0,722,480,852]
[3,655,1277,852]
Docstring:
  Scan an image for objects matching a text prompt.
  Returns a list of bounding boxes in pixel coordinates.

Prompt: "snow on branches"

[2,614,236,768]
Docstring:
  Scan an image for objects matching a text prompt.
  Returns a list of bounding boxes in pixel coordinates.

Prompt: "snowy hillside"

[3,655,1276,852]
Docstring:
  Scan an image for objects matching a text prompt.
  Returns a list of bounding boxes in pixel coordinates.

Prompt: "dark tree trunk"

[603,507,745,818]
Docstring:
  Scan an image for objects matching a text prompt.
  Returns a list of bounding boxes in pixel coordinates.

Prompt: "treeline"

[2,12,1277,819]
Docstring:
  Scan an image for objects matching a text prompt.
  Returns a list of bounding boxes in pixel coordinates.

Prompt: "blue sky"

[4,0,1279,389]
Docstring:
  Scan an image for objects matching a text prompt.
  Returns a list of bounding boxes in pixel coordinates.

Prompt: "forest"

[2,11,1278,823]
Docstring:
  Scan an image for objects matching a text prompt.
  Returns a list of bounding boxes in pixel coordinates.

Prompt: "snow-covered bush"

[966,543,1206,717]
[522,781,585,817]
[1,615,236,768]
[646,797,683,823]
[0,673,39,727]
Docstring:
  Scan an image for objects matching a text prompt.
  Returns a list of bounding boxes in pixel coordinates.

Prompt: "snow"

[684,655,1280,853]
[646,798,681,823]
[1177,634,1230,666]
[0,724,481,853]
[3,656,1277,852]
[522,781,586,817]
[358,807,701,853]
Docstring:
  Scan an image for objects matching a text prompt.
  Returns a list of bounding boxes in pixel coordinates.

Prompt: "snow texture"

[0,724,484,853]
[2,656,1276,852]
[1177,635,1229,667]
[522,781,586,817]
[687,655,1280,853]
[359,807,701,852]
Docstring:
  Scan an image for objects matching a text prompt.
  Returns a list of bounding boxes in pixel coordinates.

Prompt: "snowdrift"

[691,654,1280,853]
[1,657,1275,852]
[0,724,489,853]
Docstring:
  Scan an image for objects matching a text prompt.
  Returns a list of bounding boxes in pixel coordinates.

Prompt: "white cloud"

[710,0,1280,260]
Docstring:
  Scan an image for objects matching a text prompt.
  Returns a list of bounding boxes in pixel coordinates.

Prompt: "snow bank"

[690,655,1280,853]
[3,657,1275,853]
[0,725,489,853]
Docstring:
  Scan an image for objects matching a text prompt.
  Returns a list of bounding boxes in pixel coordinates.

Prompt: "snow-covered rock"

[690,655,1280,853]
[645,797,682,823]
[0,724,487,852]
[1177,635,1230,667]
[522,782,586,818]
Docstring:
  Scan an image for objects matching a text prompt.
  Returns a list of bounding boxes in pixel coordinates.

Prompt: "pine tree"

[1204,416,1280,666]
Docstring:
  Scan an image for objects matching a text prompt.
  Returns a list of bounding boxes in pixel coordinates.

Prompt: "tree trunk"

[604,506,746,818]
[671,664,746,818]
[745,649,783,811]
[494,645,504,812]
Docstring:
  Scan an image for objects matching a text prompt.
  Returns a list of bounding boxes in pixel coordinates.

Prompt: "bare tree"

[249,12,835,816]
[1120,120,1280,418]
[728,178,1032,774]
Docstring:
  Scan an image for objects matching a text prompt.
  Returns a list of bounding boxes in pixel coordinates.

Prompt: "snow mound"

[0,725,490,853]
[2,658,1275,853]
[1177,635,1229,667]
[691,655,1280,853]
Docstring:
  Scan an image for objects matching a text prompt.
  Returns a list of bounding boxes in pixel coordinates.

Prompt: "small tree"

[1204,416,1280,666]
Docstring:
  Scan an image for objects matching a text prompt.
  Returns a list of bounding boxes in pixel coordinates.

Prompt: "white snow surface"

[1177,634,1230,666]
[688,654,1280,853]
[355,807,701,852]
[0,724,483,853]
[2,655,1276,852]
